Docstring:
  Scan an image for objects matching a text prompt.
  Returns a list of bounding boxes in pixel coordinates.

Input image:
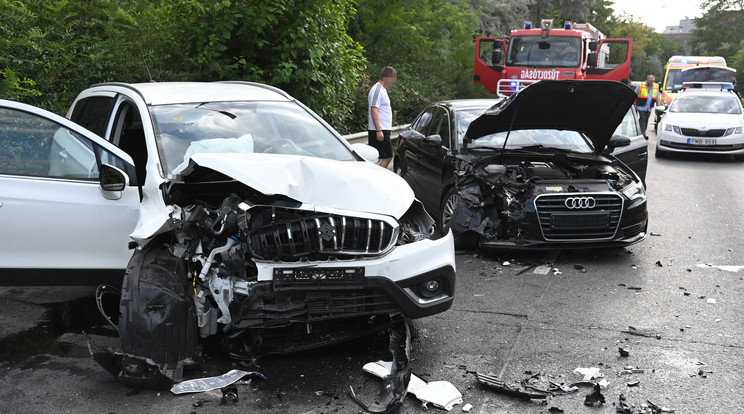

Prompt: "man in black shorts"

[368,66,397,168]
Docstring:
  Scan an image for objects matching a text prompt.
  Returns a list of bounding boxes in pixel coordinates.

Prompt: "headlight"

[673,125,682,135]
[622,181,646,203]
[663,123,672,131]
[724,127,743,136]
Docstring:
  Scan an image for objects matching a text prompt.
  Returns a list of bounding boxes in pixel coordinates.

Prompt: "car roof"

[90,81,293,105]
[677,89,739,98]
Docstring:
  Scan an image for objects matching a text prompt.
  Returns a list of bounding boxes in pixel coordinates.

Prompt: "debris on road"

[582,383,605,406]
[622,326,661,340]
[574,264,587,273]
[361,360,463,411]
[619,347,630,357]
[476,372,548,400]
[553,268,563,275]
[650,232,662,236]
[169,369,265,395]
[626,380,640,387]
[573,367,604,383]
[706,298,717,304]
[655,261,663,267]
[315,386,342,399]
[462,403,473,412]
[350,315,412,414]
[219,385,239,406]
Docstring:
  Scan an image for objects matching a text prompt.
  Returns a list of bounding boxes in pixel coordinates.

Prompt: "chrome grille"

[535,193,623,240]
[247,213,397,261]
[680,128,725,137]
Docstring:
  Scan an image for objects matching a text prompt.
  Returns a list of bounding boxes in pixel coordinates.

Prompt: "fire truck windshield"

[506,36,581,68]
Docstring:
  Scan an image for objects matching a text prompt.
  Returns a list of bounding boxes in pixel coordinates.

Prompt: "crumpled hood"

[465,80,638,152]
[173,153,414,218]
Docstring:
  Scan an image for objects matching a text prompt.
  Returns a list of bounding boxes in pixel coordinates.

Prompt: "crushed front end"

[104,176,455,388]
[449,155,647,250]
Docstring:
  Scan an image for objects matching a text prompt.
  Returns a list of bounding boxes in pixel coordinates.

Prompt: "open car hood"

[464,80,637,152]
[172,153,415,219]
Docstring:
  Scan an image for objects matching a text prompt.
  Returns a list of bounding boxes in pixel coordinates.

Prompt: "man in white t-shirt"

[368,66,397,168]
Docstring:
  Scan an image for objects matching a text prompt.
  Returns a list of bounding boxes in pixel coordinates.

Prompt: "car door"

[0,100,140,285]
[416,106,453,211]
[398,106,436,196]
[611,107,648,183]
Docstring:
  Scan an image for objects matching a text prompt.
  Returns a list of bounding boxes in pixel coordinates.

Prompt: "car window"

[670,95,742,114]
[412,107,436,135]
[470,129,593,152]
[151,101,355,174]
[613,109,639,137]
[0,107,99,180]
[69,96,116,138]
[430,108,451,148]
[457,108,489,145]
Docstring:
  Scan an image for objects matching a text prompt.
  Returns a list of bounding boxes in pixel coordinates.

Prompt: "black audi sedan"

[393,80,648,250]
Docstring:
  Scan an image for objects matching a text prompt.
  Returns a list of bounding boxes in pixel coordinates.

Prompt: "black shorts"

[368,130,393,159]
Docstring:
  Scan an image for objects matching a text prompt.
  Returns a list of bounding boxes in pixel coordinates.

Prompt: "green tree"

[691,0,744,85]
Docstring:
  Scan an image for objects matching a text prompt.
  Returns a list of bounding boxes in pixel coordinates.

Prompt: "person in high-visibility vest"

[634,74,662,138]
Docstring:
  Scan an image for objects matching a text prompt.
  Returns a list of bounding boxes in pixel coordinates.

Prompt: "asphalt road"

[0,130,742,413]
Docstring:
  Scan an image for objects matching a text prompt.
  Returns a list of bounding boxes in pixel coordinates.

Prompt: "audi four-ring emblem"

[564,197,596,209]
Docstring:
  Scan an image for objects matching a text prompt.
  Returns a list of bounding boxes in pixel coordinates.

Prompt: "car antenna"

[142,51,155,82]
[499,94,521,158]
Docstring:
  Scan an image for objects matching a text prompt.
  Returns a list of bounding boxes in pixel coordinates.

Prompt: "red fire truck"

[474,19,633,95]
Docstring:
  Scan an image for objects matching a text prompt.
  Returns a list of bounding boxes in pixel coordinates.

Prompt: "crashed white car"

[0,82,455,387]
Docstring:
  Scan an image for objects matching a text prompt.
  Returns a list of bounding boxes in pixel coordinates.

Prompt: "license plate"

[552,212,610,229]
[273,267,364,290]
[687,138,716,145]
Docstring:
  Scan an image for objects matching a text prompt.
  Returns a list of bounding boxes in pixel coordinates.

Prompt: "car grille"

[660,141,744,152]
[247,214,397,261]
[680,128,726,137]
[535,193,623,240]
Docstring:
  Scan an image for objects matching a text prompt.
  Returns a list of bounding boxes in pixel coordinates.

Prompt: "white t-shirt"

[368,82,392,130]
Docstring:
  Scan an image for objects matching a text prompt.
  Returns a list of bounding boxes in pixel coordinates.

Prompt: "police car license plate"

[687,138,716,145]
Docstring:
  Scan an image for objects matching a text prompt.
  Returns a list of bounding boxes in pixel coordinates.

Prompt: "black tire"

[119,242,199,370]
[439,187,479,249]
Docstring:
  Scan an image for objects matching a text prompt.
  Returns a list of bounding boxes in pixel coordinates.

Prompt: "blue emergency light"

[564,21,572,29]
[524,21,532,29]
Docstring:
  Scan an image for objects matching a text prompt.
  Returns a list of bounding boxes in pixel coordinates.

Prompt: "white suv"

[0,82,455,386]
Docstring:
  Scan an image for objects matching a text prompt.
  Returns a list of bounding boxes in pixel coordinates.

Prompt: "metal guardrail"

[342,124,411,144]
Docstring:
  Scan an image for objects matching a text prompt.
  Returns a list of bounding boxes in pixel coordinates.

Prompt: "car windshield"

[669,95,741,114]
[457,108,593,152]
[150,101,355,174]
[507,36,581,68]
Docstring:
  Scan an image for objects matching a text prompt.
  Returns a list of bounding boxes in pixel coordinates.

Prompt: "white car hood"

[174,152,414,218]
[664,112,744,128]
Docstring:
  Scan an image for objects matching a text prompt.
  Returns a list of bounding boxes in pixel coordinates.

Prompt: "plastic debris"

[350,314,412,414]
[532,265,552,275]
[656,260,663,267]
[170,370,265,395]
[547,408,565,413]
[706,298,717,304]
[553,268,562,275]
[573,367,603,382]
[574,264,587,273]
[462,403,473,412]
[597,379,610,389]
[619,347,630,357]
[583,383,605,406]
[626,380,640,387]
[650,232,662,236]
[314,386,342,399]
[476,372,548,400]
[503,261,512,266]
[362,361,463,411]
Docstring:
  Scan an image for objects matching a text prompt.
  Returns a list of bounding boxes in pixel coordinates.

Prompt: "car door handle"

[638,151,648,158]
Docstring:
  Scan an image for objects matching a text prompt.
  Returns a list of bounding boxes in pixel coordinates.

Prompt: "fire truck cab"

[474,19,633,95]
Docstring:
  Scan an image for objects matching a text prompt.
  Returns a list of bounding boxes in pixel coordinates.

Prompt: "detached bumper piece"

[350,314,412,414]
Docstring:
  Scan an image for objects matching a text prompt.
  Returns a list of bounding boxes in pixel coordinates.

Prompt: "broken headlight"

[397,200,435,244]
[621,180,646,203]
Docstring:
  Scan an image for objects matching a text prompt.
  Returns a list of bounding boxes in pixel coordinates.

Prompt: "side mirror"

[400,129,425,140]
[588,40,598,51]
[100,163,129,200]
[491,49,502,66]
[587,52,598,67]
[606,135,631,152]
[424,134,442,146]
[100,163,128,192]
[351,143,379,163]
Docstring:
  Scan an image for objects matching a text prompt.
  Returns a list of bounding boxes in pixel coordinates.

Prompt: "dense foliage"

[691,0,744,85]
[0,0,718,134]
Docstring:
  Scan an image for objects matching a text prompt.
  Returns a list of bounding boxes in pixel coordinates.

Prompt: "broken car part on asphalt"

[349,314,412,414]
[169,369,265,394]
[475,372,548,400]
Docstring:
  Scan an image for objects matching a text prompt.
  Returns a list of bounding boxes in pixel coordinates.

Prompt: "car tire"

[439,188,479,249]
[119,241,199,373]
